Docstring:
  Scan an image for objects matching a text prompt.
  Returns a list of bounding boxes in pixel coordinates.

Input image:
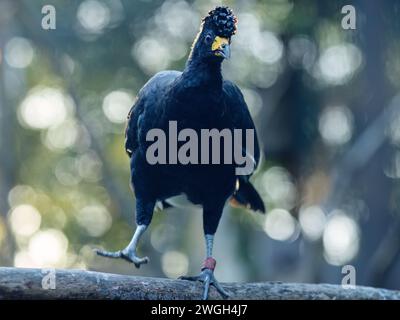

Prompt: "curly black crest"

[203,6,237,38]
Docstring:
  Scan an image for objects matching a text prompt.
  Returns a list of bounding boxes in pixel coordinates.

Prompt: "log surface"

[0,267,399,300]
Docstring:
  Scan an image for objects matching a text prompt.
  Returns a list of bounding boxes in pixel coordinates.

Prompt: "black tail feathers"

[230,179,265,213]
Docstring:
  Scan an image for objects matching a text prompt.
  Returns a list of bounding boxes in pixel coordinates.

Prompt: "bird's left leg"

[179,206,230,300]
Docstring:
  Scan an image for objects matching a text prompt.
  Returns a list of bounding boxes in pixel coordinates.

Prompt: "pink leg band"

[201,257,216,271]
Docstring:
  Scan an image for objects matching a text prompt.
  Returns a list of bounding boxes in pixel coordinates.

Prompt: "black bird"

[96,6,265,300]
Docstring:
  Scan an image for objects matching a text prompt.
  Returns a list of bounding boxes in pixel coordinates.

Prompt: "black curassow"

[96,6,265,300]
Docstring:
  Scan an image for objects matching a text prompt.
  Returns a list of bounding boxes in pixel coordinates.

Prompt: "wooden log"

[0,267,399,300]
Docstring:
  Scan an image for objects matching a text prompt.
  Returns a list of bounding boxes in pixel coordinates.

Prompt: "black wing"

[125,70,181,157]
[222,80,261,170]
[223,80,265,213]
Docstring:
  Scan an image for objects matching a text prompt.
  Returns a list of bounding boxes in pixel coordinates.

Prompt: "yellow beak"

[211,36,231,59]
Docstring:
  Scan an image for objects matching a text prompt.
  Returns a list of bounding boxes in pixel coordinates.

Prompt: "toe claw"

[212,281,230,299]
[179,268,229,300]
[179,275,200,281]
[95,248,149,268]
[202,274,211,300]
[94,249,122,258]
[132,256,149,269]
[120,251,149,268]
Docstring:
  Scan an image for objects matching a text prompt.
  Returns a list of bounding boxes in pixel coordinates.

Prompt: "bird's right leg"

[95,198,155,268]
[95,224,149,268]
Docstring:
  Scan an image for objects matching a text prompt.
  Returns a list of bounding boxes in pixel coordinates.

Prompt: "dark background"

[0,0,399,290]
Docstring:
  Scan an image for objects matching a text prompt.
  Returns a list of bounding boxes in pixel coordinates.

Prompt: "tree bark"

[0,267,399,300]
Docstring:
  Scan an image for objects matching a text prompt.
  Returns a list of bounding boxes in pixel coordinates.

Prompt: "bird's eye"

[205,34,213,44]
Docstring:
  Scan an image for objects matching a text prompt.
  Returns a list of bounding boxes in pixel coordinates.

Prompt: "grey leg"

[179,234,230,300]
[95,224,149,268]
[205,234,214,257]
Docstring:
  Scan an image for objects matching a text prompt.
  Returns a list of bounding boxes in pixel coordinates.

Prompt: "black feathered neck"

[182,28,223,89]
[183,55,223,89]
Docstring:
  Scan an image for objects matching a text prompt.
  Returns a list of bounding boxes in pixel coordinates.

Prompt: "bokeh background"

[0,0,399,290]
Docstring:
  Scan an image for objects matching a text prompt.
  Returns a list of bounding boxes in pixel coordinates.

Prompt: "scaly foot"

[94,248,149,268]
[179,257,230,300]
